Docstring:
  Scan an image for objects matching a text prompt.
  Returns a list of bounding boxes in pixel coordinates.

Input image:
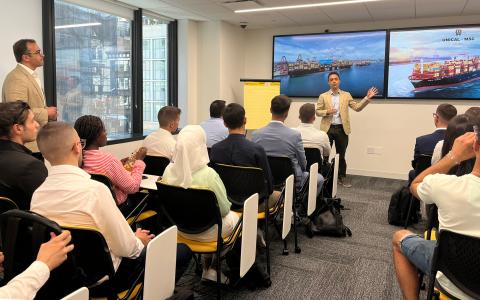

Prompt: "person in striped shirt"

[74,115,146,214]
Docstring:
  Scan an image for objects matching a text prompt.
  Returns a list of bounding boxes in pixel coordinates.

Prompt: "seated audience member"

[252,95,324,197]
[409,103,457,182]
[30,122,192,288]
[210,103,280,211]
[0,101,47,209]
[142,106,181,160]
[200,100,229,148]
[392,121,480,300]
[162,125,238,283]
[0,231,74,300]
[294,103,331,159]
[74,115,146,209]
[432,114,474,167]
[466,106,480,118]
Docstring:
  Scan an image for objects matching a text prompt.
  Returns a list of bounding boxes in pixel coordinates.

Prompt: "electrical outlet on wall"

[367,146,383,155]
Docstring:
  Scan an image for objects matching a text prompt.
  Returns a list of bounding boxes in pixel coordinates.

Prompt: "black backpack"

[388,186,419,226]
[306,198,352,238]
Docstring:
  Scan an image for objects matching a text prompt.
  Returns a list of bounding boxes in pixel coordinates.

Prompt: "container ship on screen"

[409,57,480,90]
[274,55,360,77]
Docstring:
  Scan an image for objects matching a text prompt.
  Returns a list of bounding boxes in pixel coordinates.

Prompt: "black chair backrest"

[212,163,268,209]
[155,181,222,234]
[431,230,480,298]
[304,148,322,170]
[414,154,432,174]
[90,173,117,201]
[267,156,294,189]
[0,210,81,299]
[62,226,115,287]
[143,155,170,176]
[0,197,19,215]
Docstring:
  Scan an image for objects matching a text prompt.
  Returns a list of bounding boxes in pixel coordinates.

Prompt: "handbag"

[306,198,352,238]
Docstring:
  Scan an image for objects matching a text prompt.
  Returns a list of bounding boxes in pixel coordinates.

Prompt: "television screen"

[272,31,387,98]
[388,26,480,99]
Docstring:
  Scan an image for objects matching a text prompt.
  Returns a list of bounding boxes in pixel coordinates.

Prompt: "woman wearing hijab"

[162,125,239,283]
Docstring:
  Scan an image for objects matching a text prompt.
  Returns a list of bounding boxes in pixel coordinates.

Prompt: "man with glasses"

[408,103,457,183]
[2,39,57,154]
[0,101,47,209]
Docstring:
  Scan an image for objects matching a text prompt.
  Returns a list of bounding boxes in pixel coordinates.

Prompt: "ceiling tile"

[462,0,480,15]
[279,8,334,26]
[321,3,373,23]
[366,0,414,21]
[415,0,467,18]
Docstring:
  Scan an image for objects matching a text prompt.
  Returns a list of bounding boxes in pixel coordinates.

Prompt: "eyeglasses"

[79,139,86,149]
[432,113,438,118]
[24,50,42,56]
[13,102,30,125]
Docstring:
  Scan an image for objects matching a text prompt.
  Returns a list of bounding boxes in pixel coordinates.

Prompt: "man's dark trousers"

[327,124,348,179]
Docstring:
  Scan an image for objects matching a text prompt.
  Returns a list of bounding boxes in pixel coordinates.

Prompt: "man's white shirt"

[143,127,176,160]
[31,165,144,271]
[294,123,331,157]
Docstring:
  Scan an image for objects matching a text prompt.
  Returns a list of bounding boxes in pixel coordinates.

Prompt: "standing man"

[316,71,377,187]
[2,39,57,153]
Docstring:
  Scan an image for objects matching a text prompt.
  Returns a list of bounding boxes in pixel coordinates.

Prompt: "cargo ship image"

[274,55,355,77]
[409,57,480,90]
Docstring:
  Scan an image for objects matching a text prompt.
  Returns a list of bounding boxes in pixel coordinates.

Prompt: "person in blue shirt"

[200,100,229,148]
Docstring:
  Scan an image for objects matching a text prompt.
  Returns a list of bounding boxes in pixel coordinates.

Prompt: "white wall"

[178,19,198,127]
[178,20,246,125]
[0,0,43,87]
[242,15,480,179]
[219,23,245,104]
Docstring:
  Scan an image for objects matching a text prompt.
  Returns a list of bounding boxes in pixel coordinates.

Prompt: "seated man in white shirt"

[295,103,331,161]
[30,122,191,291]
[392,123,480,300]
[0,231,73,300]
[142,106,181,160]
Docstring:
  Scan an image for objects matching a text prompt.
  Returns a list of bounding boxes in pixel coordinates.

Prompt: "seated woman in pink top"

[74,115,146,212]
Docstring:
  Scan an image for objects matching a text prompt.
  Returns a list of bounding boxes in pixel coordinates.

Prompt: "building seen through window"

[55,0,132,139]
[143,15,169,135]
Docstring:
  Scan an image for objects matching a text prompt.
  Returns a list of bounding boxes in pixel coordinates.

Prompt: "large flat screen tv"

[388,25,480,99]
[272,30,387,98]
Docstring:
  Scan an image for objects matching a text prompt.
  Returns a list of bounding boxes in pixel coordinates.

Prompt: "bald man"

[30,122,191,288]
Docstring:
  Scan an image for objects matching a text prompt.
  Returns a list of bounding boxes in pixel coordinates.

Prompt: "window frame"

[42,0,178,144]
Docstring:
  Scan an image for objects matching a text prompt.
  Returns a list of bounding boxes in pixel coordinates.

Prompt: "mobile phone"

[474,125,480,143]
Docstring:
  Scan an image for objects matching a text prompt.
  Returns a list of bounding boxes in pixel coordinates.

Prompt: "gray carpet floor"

[179,175,421,299]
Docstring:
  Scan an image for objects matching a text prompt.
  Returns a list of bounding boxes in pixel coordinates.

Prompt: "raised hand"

[366,87,378,99]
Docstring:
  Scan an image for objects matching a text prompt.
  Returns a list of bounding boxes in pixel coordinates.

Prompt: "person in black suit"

[409,103,457,182]
[0,101,47,209]
[210,103,280,210]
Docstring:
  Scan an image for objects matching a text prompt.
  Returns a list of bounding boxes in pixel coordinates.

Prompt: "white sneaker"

[201,268,229,284]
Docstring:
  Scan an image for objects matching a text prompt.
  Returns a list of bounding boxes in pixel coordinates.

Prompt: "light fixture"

[235,0,386,13]
[55,22,102,29]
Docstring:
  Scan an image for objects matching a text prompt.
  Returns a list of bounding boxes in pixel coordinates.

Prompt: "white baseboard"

[347,168,407,180]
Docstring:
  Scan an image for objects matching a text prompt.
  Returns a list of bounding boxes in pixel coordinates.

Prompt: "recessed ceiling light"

[234,0,387,13]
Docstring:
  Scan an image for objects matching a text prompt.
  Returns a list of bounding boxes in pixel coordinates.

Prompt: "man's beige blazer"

[316,90,370,135]
[2,64,48,152]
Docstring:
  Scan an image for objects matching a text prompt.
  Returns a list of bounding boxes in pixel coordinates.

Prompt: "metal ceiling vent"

[221,0,263,10]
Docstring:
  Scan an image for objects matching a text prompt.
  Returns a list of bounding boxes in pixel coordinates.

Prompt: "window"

[142,14,169,135]
[54,0,132,140]
[45,0,176,142]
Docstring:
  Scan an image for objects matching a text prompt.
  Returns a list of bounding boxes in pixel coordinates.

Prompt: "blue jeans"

[400,234,436,274]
